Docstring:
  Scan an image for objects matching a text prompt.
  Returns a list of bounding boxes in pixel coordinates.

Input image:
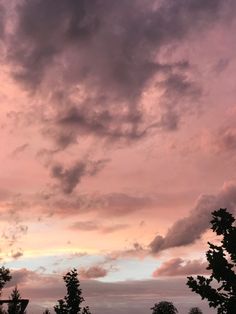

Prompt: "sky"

[0,0,236,313]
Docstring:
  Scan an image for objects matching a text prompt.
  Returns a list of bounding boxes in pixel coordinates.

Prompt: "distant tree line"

[151,301,203,313]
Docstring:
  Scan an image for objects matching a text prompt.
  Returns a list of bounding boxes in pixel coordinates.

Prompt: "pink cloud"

[79,266,108,280]
[153,258,209,277]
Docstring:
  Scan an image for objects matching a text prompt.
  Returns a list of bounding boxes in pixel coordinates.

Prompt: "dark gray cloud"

[9,0,102,88]
[51,159,108,194]
[5,0,232,149]
[55,103,145,144]
[153,258,208,277]
[51,161,87,194]
[9,0,226,89]
[149,181,236,254]
[148,72,201,131]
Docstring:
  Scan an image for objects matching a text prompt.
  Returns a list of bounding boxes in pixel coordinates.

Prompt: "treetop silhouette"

[54,268,91,314]
[7,286,22,314]
[151,300,178,314]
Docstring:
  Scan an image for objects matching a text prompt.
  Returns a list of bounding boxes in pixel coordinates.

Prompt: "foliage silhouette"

[151,301,178,314]
[188,307,203,314]
[0,268,11,293]
[0,268,28,314]
[0,267,11,314]
[187,208,236,314]
[54,268,91,314]
[81,306,91,314]
[43,310,51,314]
[7,286,22,314]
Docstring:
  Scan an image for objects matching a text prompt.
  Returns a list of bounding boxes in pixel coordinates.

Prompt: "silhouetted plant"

[188,307,203,314]
[151,301,178,314]
[54,268,91,314]
[43,309,51,314]
[7,286,22,314]
[0,267,11,314]
[187,208,236,314]
[81,306,91,314]
[0,267,11,293]
[54,298,69,314]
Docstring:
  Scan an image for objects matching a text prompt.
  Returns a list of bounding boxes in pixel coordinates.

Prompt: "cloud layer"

[6,0,232,151]
[0,2,235,313]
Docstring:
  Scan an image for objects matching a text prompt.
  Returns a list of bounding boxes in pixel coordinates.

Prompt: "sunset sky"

[0,0,236,313]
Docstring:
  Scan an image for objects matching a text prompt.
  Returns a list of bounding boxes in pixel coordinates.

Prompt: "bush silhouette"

[187,208,236,314]
[151,301,178,314]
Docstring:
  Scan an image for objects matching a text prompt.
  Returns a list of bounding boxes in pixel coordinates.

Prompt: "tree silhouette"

[7,286,22,314]
[0,268,11,293]
[43,310,51,314]
[151,301,178,314]
[54,268,91,314]
[188,307,203,314]
[187,208,236,314]
[0,267,11,314]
